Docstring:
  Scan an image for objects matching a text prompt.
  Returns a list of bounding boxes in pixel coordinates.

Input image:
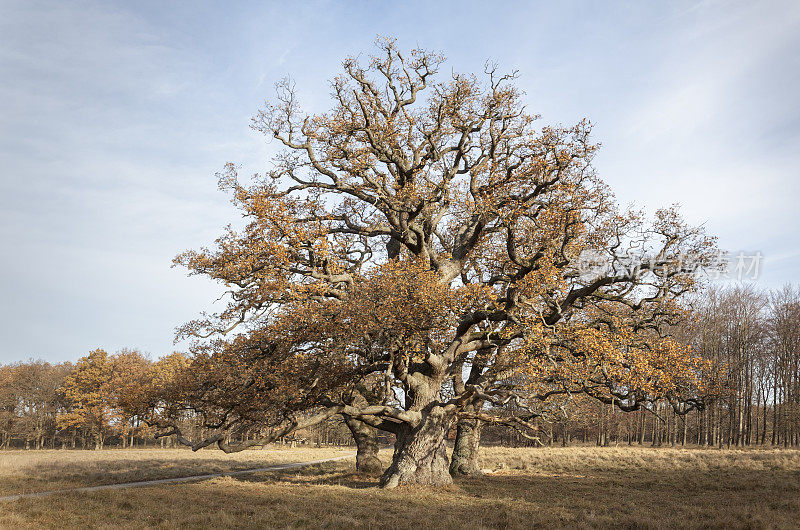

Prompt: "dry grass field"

[1,445,799,529]
[0,445,353,497]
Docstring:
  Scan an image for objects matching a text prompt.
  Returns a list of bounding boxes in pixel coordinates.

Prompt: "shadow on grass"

[217,461,800,529]
[234,461,379,489]
[4,456,800,528]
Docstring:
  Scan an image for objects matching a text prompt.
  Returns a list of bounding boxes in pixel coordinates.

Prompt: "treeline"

[0,348,369,450]
[692,284,800,447]
[2,284,799,450]
[493,284,800,448]
[0,349,184,450]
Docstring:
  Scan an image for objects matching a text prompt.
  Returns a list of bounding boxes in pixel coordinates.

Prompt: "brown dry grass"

[1,445,799,529]
[0,445,352,496]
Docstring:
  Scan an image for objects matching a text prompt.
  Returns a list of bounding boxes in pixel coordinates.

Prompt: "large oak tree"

[167,40,717,487]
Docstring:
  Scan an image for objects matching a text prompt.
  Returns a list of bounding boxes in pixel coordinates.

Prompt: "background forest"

[2,284,797,452]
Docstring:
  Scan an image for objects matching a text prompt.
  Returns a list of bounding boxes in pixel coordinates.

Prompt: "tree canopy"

[158,39,718,488]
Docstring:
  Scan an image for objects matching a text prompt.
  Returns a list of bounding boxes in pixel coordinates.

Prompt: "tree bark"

[449,416,483,477]
[344,415,383,474]
[380,406,453,488]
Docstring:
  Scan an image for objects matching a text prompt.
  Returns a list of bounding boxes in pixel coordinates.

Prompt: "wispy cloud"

[1,0,798,362]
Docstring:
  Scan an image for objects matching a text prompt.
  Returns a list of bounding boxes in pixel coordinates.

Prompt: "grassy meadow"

[1,445,799,529]
[0,445,353,497]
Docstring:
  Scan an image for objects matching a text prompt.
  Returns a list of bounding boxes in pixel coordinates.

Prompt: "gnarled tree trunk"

[449,415,483,477]
[380,405,454,488]
[344,415,383,474]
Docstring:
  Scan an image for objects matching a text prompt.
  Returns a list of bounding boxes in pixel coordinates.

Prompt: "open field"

[0,446,353,497]
[1,446,799,529]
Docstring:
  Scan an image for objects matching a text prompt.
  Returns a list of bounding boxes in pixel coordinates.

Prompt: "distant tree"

[109,349,152,447]
[58,349,115,449]
[137,352,194,448]
[768,285,800,447]
[0,364,18,448]
[7,360,72,449]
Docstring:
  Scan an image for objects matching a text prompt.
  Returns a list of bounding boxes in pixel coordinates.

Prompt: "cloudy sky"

[1,0,798,363]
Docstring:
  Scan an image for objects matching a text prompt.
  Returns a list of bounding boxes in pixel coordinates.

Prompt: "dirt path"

[0,452,355,503]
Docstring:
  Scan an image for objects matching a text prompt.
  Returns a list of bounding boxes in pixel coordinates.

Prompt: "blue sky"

[1,0,798,363]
